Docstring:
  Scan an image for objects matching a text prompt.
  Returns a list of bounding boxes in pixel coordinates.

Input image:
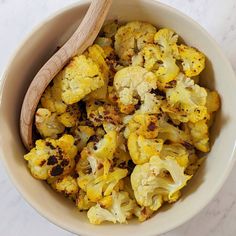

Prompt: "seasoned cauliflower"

[86,100,122,126]
[41,72,67,114]
[154,28,179,56]
[166,74,208,123]
[61,55,105,104]
[206,90,220,114]
[57,104,80,128]
[24,135,77,180]
[160,143,190,168]
[35,108,65,138]
[87,191,135,224]
[139,93,162,114]
[158,116,192,144]
[131,156,191,210]
[128,133,163,164]
[76,189,95,211]
[124,113,159,139]
[26,20,220,225]
[178,44,205,77]
[138,45,179,84]
[115,21,157,65]
[187,120,209,152]
[85,45,110,100]
[70,125,95,151]
[134,206,154,222]
[76,130,118,177]
[114,66,157,114]
[51,175,79,196]
[77,167,128,202]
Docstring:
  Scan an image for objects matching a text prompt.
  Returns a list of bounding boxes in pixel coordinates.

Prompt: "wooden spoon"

[20,0,113,150]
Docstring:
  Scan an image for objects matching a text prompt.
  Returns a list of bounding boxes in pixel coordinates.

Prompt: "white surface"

[0,0,236,236]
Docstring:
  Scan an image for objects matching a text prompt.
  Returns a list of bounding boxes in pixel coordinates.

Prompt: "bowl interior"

[1,0,236,236]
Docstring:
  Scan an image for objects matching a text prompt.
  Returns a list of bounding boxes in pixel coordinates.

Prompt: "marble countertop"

[0,0,236,235]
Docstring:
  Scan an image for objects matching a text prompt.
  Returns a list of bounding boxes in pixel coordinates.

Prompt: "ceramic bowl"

[1,0,236,235]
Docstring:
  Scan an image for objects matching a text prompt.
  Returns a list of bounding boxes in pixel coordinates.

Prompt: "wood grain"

[20,0,113,150]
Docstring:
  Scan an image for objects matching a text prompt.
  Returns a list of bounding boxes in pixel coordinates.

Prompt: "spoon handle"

[20,0,113,150]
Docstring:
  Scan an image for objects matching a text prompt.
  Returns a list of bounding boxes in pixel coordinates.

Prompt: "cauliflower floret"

[154,28,179,57]
[124,113,159,139]
[57,104,80,128]
[51,175,79,196]
[185,152,205,176]
[41,72,67,114]
[158,116,192,144]
[205,90,220,114]
[178,44,205,77]
[24,135,77,180]
[134,206,154,222]
[35,108,65,138]
[128,133,163,164]
[85,45,110,100]
[76,130,118,177]
[94,130,118,161]
[76,189,95,211]
[114,66,157,114]
[86,100,122,126]
[70,125,95,151]
[166,74,208,123]
[61,55,105,104]
[139,93,162,114]
[160,143,190,168]
[87,191,135,224]
[115,21,157,65]
[188,120,209,152]
[131,156,191,210]
[77,167,128,202]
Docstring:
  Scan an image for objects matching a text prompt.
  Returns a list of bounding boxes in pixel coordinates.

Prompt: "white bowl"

[1,0,236,235]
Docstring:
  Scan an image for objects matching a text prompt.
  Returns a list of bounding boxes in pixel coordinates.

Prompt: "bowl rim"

[1,0,236,235]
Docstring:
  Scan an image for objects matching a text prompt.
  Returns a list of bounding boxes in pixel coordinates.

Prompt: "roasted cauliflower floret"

[70,125,95,151]
[41,72,67,114]
[158,116,192,144]
[86,100,122,126]
[154,28,179,56]
[124,113,159,139]
[139,93,162,114]
[61,55,105,104]
[128,133,163,164]
[87,191,135,224]
[51,175,79,196]
[24,135,77,180]
[77,167,128,202]
[85,45,110,100]
[115,21,157,65]
[35,108,65,138]
[138,45,179,84]
[160,143,190,168]
[131,156,191,210]
[76,189,95,211]
[57,104,80,128]
[187,120,210,152]
[166,74,208,123]
[134,206,154,222]
[76,130,118,177]
[114,66,157,114]
[206,90,220,114]
[178,44,205,77]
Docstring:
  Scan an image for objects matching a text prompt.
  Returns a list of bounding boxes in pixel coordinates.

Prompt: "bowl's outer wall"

[1,0,236,236]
